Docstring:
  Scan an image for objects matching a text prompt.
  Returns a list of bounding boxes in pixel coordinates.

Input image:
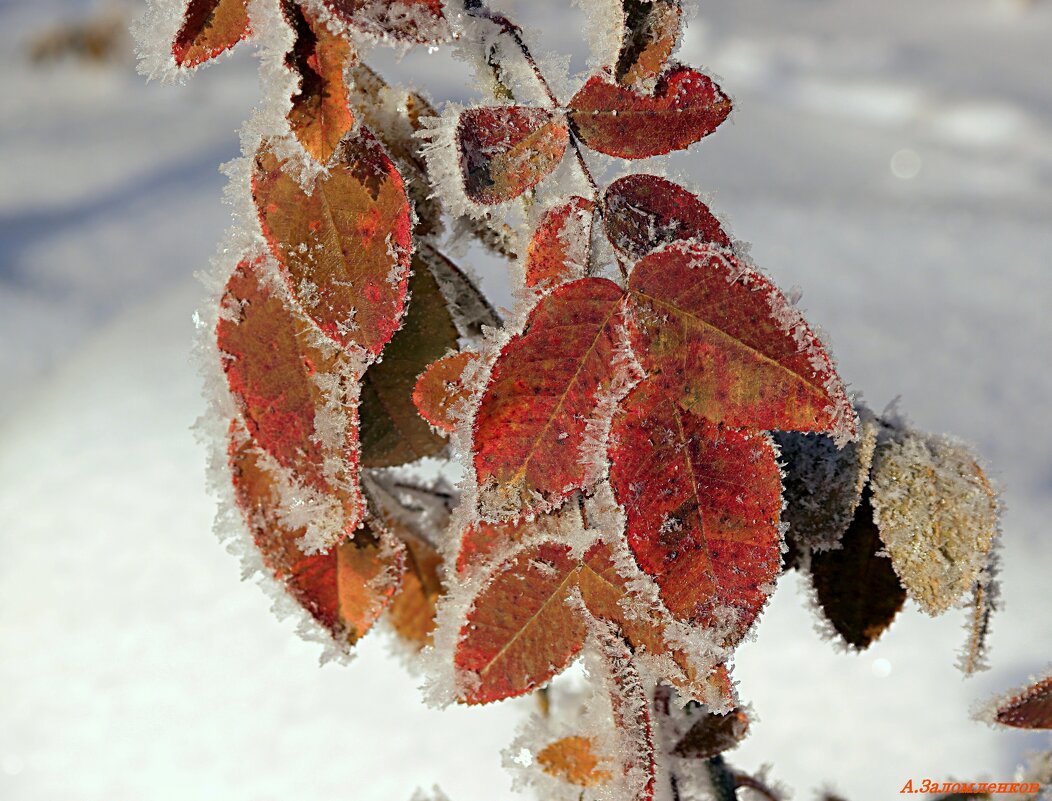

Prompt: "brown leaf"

[603,173,730,264]
[615,0,682,90]
[992,672,1052,730]
[473,278,626,518]
[283,1,356,163]
[672,707,750,759]
[172,0,250,68]
[869,427,999,615]
[386,535,444,648]
[568,67,731,159]
[809,491,907,650]
[252,132,412,355]
[524,197,595,289]
[229,421,404,646]
[457,106,569,205]
[358,256,459,467]
[413,351,479,435]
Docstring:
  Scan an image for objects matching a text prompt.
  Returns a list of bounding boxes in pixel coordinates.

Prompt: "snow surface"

[2,0,1051,799]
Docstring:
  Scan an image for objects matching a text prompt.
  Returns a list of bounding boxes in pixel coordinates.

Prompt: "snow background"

[1,0,1050,799]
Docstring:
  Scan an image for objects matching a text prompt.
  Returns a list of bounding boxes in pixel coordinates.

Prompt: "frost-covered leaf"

[386,534,444,648]
[216,257,363,548]
[421,245,502,340]
[283,0,356,163]
[473,278,626,518]
[776,409,878,560]
[454,539,715,705]
[172,0,250,68]
[615,0,682,90]
[413,351,479,435]
[808,491,906,650]
[252,132,412,356]
[627,242,855,441]
[536,736,612,787]
[608,381,782,641]
[568,68,731,159]
[457,107,569,205]
[603,174,729,264]
[321,0,449,44]
[229,422,404,645]
[989,671,1052,730]
[455,501,583,574]
[672,707,750,759]
[455,541,586,703]
[359,257,459,467]
[524,197,595,289]
[870,428,999,616]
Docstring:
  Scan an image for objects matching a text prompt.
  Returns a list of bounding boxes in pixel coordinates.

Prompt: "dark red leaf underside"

[524,197,595,289]
[216,258,363,535]
[252,132,412,356]
[283,0,356,163]
[322,0,449,44]
[457,106,569,205]
[228,422,403,645]
[609,381,782,641]
[603,173,730,263]
[173,0,250,67]
[627,242,854,438]
[809,491,907,650]
[473,278,626,518]
[568,67,731,159]
[994,675,1052,729]
[615,0,682,90]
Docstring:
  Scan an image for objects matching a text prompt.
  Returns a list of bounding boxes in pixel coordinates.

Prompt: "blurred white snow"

[1,1,1050,799]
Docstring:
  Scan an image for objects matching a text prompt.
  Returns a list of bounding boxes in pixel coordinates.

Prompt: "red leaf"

[252,132,413,356]
[615,0,682,90]
[609,381,782,641]
[473,278,626,518]
[413,351,479,435]
[457,107,569,205]
[603,174,729,263]
[321,0,449,44]
[283,0,356,163]
[216,257,363,545]
[627,242,855,439]
[455,541,587,703]
[229,421,404,645]
[456,501,582,574]
[568,67,731,159]
[454,539,725,705]
[993,674,1052,730]
[173,0,250,68]
[524,197,595,289]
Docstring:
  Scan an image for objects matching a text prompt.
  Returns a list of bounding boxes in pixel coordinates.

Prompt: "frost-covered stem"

[464,0,602,208]
[729,769,783,801]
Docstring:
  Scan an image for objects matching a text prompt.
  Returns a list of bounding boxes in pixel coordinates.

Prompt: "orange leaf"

[993,674,1052,730]
[321,0,449,44]
[608,381,782,642]
[172,0,250,68]
[473,278,626,518]
[603,174,729,263]
[229,421,404,646]
[568,67,731,159]
[216,257,363,546]
[536,736,612,787]
[413,351,479,435]
[252,132,412,356]
[615,0,682,90]
[386,535,444,648]
[456,501,583,575]
[283,1,356,164]
[627,241,855,439]
[524,197,595,289]
[457,107,569,205]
